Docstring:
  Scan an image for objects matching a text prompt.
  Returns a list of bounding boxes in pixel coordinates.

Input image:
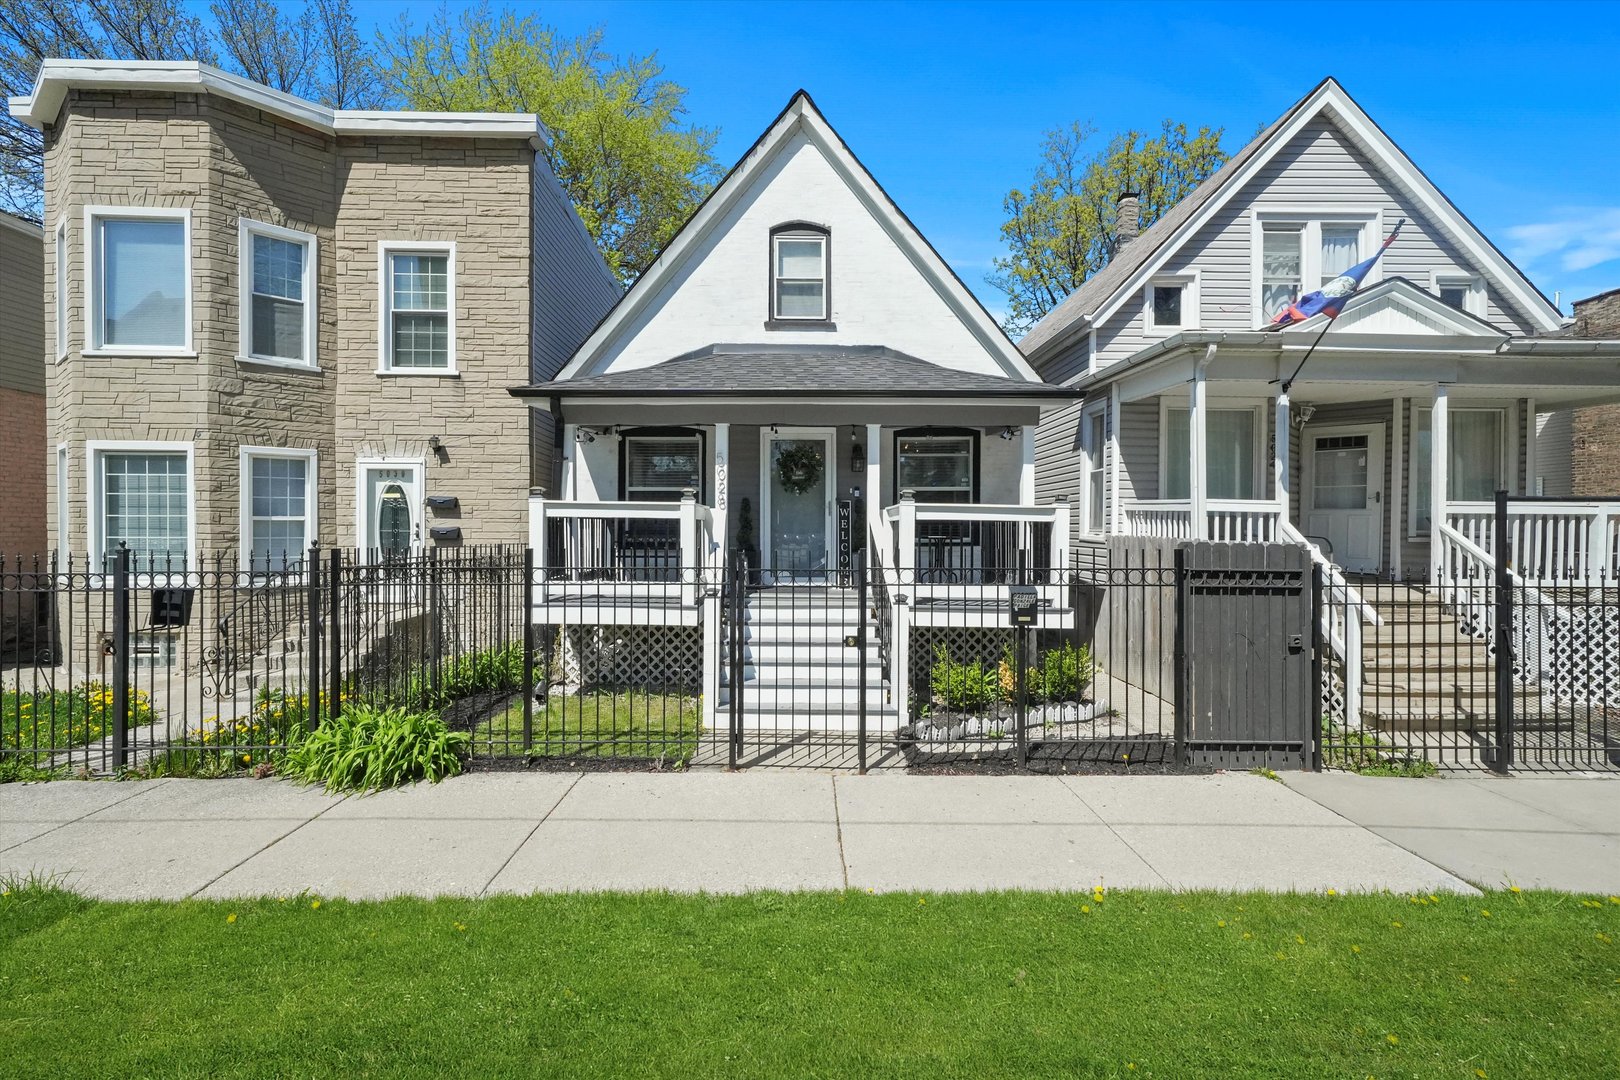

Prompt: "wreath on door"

[776,442,824,496]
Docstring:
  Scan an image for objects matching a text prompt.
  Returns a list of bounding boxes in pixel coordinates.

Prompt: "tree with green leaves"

[378,3,720,283]
[989,120,1228,335]
[0,0,214,217]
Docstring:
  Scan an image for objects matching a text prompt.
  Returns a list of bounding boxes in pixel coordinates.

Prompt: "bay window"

[90,443,193,567]
[86,207,191,352]
[240,220,317,367]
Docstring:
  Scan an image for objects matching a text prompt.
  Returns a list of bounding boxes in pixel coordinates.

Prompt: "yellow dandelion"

[1475,1070,1487,1079]
[226,913,237,924]
[311,899,321,910]
[1385,1034,1399,1046]
[1460,974,1471,983]
[1274,950,1288,960]
[1480,910,1491,918]
[1508,885,1521,894]
[1126,1064,1136,1072]
[1428,894,1438,903]
[1217,920,1227,928]
[453,921,468,932]
[917,897,926,906]
[1597,932,1613,945]
[1351,945,1361,954]
[1608,896,1619,905]
[1295,934,1306,945]
[1241,932,1253,940]
[1391,921,1403,929]
[1326,888,1337,896]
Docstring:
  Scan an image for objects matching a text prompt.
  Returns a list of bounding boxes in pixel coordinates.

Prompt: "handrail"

[1279,520,1381,628]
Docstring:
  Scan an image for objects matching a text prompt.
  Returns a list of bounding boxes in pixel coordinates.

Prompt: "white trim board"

[238,446,319,571]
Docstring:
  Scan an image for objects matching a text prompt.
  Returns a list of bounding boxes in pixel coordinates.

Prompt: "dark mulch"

[466,754,682,774]
[904,735,1214,776]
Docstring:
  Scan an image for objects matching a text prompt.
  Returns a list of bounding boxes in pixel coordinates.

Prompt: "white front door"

[1303,424,1384,573]
[760,427,836,580]
[357,459,424,556]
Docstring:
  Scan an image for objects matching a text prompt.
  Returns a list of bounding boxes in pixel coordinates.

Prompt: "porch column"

[1390,397,1405,579]
[712,423,730,559]
[1430,385,1450,584]
[561,424,578,499]
[1019,424,1036,504]
[1524,397,1537,496]
[1108,383,1123,533]
[865,423,882,557]
[1189,360,1209,539]
[1274,392,1291,527]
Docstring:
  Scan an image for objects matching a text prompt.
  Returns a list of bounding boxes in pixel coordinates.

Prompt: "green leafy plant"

[404,643,526,710]
[996,640,1093,706]
[1321,719,1438,778]
[2,682,158,757]
[929,644,997,713]
[280,704,470,793]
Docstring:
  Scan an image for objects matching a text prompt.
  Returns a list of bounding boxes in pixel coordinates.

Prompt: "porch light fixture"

[575,428,597,444]
[999,427,1022,441]
[1294,405,1317,427]
[851,440,864,473]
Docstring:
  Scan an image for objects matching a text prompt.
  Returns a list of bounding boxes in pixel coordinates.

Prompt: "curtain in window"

[103,220,185,346]
[1319,225,1361,285]
[1163,409,1256,500]
[1411,409,1505,531]
[1261,227,1302,320]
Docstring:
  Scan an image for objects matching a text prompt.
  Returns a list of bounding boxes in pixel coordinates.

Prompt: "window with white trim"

[623,436,702,501]
[54,219,67,360]
[92,447,191,566]
[1144,274,1197,334]
[770,228,828,320]
[87,208,191,351]
[241,449,316,569]
[895,433,975,504]
[1162,406,1262,501]
[1409,407,1507,534]
[380,244,454,371]
[1082,408,1107,533]
[240,220,316,367]
[1256,215,1374,321]
[1434,274,1485,317]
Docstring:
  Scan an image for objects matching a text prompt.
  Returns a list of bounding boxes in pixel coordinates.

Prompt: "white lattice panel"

[561,625,702,690]
[909,627,1014,686]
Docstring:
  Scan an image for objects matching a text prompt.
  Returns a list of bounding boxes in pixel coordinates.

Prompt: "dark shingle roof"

[1017,86,1315,362]
[513,344,1078,399]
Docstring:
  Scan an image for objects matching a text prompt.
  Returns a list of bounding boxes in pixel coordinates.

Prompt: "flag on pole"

[1269,218,1406,327]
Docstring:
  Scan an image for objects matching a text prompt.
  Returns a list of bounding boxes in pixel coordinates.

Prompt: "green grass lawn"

[2,885,1616,1078]
[471,690,701,764]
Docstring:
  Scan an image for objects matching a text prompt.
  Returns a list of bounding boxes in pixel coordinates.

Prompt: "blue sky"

[348,0,1620,317]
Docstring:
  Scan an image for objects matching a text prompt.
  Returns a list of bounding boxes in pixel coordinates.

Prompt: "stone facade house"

[1569,289,1620,496]
[7,60,619,569]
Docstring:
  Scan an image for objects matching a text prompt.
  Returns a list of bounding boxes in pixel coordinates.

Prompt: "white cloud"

[1504,208,1620,274]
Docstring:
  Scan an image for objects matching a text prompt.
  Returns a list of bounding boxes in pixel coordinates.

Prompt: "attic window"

[770,225,829,321]
[1434,274,1484,316]
[1144,274,1197,334]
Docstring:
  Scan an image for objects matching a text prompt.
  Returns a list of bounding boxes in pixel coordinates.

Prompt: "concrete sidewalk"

[1283,771,1620,893]
[0,771,1497,900]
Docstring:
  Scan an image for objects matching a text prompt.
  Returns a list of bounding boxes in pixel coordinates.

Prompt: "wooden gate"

[1176,542,1316,769]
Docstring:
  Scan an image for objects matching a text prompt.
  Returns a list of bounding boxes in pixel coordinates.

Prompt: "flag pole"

[1280,314,1338,395]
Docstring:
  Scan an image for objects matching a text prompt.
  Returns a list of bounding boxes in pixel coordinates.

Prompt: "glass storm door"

[763,430,835,579]
[1303,425,1385,574]
[360,462,422,556]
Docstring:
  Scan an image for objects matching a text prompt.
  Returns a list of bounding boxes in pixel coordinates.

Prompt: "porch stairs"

[720,587,896,730]
[1358,585,1555,728]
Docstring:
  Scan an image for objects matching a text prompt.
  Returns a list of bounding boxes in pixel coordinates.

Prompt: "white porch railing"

[528,492,714,607]
[1446,501,1620,586]
[880,497,1071,581]
[1123,499,1282,542]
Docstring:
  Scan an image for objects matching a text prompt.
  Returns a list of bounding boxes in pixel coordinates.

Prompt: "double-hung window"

[1162,406,1261,501]
[1256,216,1374,321]
[770,226,829,321]
[89,443,193,568]
[1082,408,1107,533]
[85,207,191,353]
[239,220,317,368]
[380,243,455,372]
[240,448,316,570]
[895,433,975,503]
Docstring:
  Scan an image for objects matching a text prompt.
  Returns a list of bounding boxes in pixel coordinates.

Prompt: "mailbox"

[1008,585,1039,626]
[149,588,194,629]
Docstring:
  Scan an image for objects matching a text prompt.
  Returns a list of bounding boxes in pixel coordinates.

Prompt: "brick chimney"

[1573,288,1620,338]
[1115,192,1141,248]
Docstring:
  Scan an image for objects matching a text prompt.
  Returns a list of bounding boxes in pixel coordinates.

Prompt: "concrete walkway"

[1282,771,1620,893]
[0,771,1504,900]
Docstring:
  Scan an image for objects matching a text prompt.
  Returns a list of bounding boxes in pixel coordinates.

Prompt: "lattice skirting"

[1321,656,1349,727]
[559,625,702,690]
[909,627,1016,689]
[1507,601,1620,708]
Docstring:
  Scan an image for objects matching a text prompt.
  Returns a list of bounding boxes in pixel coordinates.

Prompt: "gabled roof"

[516,344,1077,401]
[1281,277,1508,339]
[1019,78,1563,362]
[8,60,547,146]
[554,91,1041,383]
